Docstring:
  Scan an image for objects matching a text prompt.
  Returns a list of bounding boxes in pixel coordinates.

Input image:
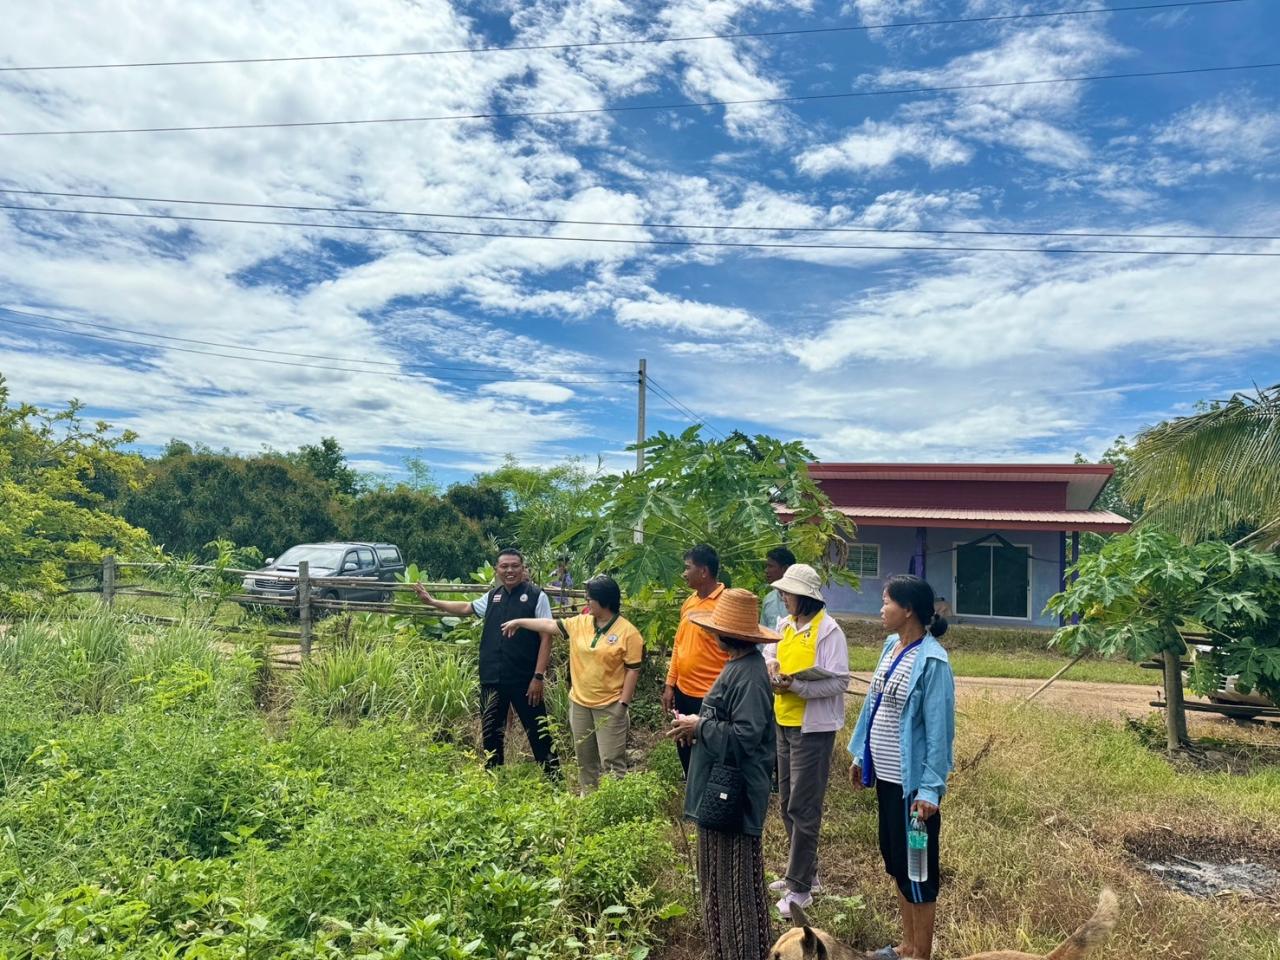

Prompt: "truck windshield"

[275,546,346,569]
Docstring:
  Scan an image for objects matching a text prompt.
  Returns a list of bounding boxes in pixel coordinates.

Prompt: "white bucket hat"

[771,562,824,602]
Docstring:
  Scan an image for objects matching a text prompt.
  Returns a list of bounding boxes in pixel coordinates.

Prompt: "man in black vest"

[415,548,559,774]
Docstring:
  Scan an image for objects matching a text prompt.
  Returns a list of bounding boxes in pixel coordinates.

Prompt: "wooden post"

[298,560,312,660]
[102,554,116,609]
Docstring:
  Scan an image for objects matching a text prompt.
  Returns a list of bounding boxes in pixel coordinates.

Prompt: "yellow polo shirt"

[665,583,729,698]
[558,614,645,708]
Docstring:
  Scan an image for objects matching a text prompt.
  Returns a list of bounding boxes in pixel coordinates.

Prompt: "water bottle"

[907,813,928,883]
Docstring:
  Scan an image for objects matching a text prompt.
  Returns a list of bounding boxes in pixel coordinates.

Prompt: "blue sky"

[1,0,1277,485]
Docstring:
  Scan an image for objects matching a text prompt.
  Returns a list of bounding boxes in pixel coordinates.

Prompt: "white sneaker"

[769,877,821,893]
[776,890,814,919]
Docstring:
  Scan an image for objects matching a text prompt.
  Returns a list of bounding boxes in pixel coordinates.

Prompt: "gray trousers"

[777,726,836,893]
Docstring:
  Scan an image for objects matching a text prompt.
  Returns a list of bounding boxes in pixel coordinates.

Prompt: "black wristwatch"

[619,701,630,710]
[533,672,546,682]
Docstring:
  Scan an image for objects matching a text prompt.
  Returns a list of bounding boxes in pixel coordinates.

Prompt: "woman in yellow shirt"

[502,575,644,792]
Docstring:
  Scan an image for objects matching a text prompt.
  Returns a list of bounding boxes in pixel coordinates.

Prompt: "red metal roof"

[829,505,1132,533]
[809,463,1115,510]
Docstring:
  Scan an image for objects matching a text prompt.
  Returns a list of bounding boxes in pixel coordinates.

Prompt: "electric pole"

[636,358,647,474]
[634,358,647,544]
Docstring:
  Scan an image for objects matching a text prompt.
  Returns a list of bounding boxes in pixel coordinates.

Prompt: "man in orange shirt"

[662,543,728,777]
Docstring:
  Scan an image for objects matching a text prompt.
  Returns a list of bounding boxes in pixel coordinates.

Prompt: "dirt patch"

[1125,827,1280,901]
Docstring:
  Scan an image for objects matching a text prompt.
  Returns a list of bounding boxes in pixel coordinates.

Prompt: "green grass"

[847,646,1158,685]
[744,701,1280,960]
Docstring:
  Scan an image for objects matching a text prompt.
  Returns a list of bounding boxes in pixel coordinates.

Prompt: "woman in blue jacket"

[848,574,955,960]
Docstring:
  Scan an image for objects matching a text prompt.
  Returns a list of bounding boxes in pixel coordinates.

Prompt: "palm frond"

[1128,383,1280,547]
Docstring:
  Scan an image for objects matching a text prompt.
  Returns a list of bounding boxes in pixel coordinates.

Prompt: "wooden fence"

[78,556,585,661]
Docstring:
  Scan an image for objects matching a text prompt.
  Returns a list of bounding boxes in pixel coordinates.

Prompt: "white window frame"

[847,543,881,579]
[951,539,1033,621]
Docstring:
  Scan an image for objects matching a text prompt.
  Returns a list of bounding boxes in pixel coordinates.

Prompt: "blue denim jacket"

[846,633,955,806]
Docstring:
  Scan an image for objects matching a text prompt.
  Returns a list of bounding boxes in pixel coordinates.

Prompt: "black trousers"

[479,681,559,774]
[673,685,703,778]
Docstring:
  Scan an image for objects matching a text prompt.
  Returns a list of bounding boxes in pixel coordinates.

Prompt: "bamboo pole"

[1018,651,1089,707]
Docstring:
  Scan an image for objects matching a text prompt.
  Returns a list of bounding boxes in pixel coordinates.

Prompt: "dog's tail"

[1044,889,1118,960]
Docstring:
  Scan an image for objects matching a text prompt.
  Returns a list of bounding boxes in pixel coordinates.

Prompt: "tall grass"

[0,613,249,716]
[294,639,479,729]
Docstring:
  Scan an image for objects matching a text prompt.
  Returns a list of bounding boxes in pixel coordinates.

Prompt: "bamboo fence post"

[298,560,313,660]
[102,555,116,609]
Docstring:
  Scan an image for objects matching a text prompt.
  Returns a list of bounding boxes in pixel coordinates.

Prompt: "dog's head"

[769,903,836,960]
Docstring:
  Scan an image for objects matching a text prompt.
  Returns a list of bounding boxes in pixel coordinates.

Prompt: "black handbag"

[695,720,746,832]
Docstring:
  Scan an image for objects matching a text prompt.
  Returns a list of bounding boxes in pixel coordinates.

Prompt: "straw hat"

[771,563,824,602]
[688,588,781,643]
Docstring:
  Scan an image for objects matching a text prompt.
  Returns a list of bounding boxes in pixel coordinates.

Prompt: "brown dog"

[769,889,1117,960]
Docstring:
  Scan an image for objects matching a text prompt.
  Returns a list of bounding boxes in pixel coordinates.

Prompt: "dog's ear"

[790,901,811,929]
[800,926,827,960]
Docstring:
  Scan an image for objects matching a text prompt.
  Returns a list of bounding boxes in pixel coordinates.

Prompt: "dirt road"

[853,673,1280,735]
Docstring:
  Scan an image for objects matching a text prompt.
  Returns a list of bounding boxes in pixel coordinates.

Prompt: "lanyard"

[591,615,619,649]
[861,638,923,786]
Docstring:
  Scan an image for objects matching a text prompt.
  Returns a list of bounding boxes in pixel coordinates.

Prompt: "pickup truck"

[241,542,406,604]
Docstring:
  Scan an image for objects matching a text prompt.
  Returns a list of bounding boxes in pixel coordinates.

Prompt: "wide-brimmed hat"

[688,588,781,643]
[771,563,824,603]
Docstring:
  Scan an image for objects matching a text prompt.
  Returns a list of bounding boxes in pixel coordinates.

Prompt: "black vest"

[478,581,544,685]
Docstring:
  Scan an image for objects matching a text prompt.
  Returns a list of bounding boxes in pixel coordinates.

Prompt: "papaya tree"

[562,427,857,598]
[1048,528,1280,750]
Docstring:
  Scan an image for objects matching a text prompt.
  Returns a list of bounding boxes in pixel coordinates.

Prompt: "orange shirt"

[666,582,729,698]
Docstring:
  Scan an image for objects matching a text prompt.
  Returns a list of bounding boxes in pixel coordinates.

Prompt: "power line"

[0,313,634,385]
[5,188,1274,243]
[0,2,1244,72]
[645,374,729,440]
[4,202,1276,257]
[0,307,631,377]
[2,61,1276,137]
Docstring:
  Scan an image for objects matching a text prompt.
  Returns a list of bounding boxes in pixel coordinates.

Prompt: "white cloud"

[789,247,1280,372]
[796,119,972,175]
[615,294,765,334]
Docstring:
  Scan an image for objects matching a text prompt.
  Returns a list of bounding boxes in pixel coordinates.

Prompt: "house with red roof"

[809,463,1132,628]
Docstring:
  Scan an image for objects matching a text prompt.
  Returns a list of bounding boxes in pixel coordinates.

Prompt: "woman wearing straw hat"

[761,562,850,919]
[667,588,778,960]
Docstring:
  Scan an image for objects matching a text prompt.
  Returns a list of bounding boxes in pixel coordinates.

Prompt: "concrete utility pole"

[634,358,647,544]
[636,358,647,473]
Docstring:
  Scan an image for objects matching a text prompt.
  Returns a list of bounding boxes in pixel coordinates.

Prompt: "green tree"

[1074,435,1140,519]
[445,482,512,544]
[348,488,489,578]
[1126,382,1280,547]
[0,377,151,611]
[285,436,360,498]
[1048,528,1280,750]
[472,456,600,577]
[124,454,340,557]
[565,428,857,596]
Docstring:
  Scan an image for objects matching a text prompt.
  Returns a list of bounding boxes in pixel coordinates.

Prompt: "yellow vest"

[775,612,824,727]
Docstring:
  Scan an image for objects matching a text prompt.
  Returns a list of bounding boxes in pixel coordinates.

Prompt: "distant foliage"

[124,452,341,557]
[349,487,490,579]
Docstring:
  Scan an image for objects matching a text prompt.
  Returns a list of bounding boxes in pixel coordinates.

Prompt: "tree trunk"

[1162,648,1189,750]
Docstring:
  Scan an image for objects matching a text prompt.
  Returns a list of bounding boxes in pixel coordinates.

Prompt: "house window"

[954,542,1030,619]
[847,543,880,579]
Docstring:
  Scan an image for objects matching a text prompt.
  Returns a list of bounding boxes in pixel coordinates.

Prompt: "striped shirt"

[869,644,920,785]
